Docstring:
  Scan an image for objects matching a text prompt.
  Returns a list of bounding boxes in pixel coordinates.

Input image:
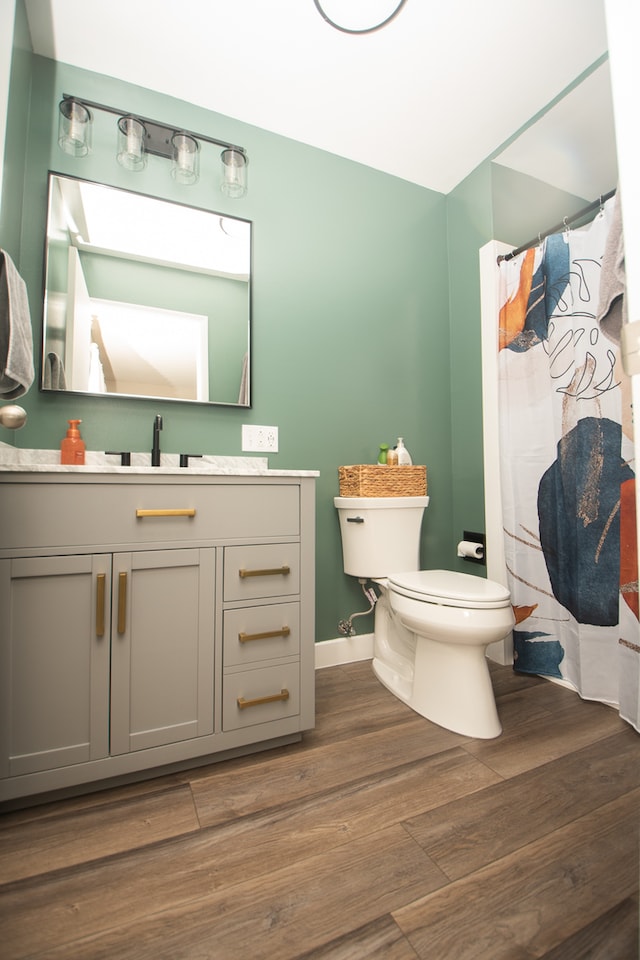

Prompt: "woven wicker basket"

[338,464,427,498]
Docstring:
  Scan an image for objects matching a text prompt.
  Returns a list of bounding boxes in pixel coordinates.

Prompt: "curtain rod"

[496,188,616,264]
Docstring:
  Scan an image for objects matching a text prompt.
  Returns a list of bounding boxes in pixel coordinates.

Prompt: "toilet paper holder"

[457,530,486,565]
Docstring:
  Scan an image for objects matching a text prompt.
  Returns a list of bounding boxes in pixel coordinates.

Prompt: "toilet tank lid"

[389,569,512,607]
[334,496,429,509]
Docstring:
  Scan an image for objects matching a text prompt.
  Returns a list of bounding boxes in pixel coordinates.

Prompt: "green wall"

[446,163,494,549]
[491,163,591,245]
[3,52,453,644]
[2,8,593,646]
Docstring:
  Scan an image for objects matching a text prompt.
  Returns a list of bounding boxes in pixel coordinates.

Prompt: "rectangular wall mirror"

[41,173,252,406]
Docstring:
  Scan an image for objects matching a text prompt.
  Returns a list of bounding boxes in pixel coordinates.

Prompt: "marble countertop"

[0,447,319,478]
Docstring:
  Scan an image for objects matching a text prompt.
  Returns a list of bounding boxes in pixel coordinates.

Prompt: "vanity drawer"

[0,481,299,552]
[224,601,300,667]
[223,662,300,731]
[223,543,300,601]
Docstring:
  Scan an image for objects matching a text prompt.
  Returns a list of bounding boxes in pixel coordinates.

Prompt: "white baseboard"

[315,634,374,669]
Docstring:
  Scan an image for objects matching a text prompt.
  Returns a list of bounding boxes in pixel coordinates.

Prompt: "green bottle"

[377,443,389,465]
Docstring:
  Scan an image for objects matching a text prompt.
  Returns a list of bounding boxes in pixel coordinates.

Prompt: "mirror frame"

[40,172,252,407]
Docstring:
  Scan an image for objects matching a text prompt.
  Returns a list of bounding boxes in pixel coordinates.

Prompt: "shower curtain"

[497,195,640,732]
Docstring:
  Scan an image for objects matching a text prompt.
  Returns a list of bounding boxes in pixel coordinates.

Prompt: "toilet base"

[371,583,504,739]
[413,635,501,738]
[373,637,502,739]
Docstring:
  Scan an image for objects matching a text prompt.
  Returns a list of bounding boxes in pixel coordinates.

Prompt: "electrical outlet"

[242,424,279,452]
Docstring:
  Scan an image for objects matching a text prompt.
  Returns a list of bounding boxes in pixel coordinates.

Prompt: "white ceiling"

[24,0,616,197]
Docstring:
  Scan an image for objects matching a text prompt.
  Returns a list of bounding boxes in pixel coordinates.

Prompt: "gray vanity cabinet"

[0,473,316,803]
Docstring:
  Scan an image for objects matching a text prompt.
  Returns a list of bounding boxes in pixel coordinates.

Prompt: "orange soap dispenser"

[60,419,86,465]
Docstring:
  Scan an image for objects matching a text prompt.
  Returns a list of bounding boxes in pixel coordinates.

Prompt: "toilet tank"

[334,496,429,578]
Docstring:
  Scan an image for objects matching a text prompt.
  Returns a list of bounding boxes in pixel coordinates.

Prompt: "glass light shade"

[117,116,147,171]
[171,133,200,184]
[220,148,247,198]
[58,99,92,157]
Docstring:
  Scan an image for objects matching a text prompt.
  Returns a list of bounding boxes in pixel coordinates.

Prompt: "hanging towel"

[597,189,626,344]
[43,351,67,390]
[0,249,34,398]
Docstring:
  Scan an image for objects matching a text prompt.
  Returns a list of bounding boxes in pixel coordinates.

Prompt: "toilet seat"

[388,569,511,609]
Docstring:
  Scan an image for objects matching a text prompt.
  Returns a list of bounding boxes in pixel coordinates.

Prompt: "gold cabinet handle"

[239,565,290,579]
[238,626,291,643]
[96,573,106,637]
[136,508,196,518]
[237,689,290,710]
[117,571,127,634]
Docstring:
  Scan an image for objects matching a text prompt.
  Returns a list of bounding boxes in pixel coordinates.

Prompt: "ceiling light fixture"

[312,0,408,34]
[57,95,248,197]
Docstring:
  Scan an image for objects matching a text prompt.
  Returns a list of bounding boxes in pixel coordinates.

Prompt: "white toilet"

[334,495,515,738]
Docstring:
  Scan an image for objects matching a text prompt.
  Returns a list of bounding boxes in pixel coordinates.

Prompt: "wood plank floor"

[0,660,638,960]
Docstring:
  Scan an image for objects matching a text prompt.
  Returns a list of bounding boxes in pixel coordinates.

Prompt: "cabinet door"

[0,555,111,778]
[110,548,215,755]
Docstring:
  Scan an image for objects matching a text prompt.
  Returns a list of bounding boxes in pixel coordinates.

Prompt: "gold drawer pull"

[239,626,291,643]
[239,565,290,579]
[117,571,127,635]
[237,689,290,710]
[96,573,106,637]
[136,508,196,518]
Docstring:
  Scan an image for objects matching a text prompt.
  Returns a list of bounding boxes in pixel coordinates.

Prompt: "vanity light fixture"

[171,132,200,185]
[57,95,248,197]
[221,148,247,198]
[116,116,147,171]
[58,97,92,157]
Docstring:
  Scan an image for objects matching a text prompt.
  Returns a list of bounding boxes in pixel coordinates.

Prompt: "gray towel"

[43,351,67,390]
[0,249,34,398]
[597,190,626,345]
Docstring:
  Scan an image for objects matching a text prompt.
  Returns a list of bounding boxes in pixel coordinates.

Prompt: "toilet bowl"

[334,496,515,738]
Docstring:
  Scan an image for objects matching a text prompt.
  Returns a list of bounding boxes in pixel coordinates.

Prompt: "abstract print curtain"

[497,195,639,732]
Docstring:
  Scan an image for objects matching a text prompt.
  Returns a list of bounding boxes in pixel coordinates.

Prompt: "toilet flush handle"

[347,516,365,523]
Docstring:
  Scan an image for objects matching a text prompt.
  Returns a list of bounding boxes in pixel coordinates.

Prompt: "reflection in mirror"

[41,174,252,405]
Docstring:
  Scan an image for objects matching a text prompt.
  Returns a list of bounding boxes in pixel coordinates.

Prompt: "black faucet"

[179,454,203,468]
[151,415,163,466]
[105,450,131,466]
